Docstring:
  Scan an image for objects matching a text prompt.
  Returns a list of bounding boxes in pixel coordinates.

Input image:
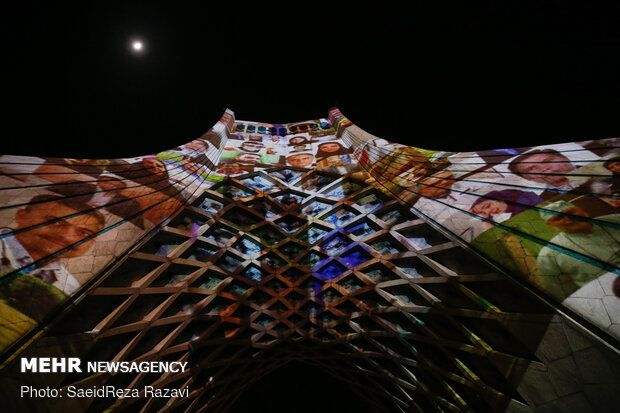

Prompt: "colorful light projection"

[0,108,618,413]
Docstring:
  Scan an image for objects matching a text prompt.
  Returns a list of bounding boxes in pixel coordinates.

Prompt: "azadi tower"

[0,108,618,412]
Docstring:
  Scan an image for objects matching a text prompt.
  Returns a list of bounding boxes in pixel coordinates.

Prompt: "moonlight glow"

[129,39,145,54]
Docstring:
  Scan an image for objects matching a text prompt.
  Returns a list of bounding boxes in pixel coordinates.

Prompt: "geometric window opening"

[282,289,305,307]
[325,179,362,198]
[314,260,347,281]
[111,294,171,327]
[180,241,217,262]
[317,311,337,325]
[168,211,207,232]
[127,324,190,354]
[242,265,265,282]
[274,191,307,209]
[391,257,437,279]
[270,168,303,184]
[246,198,282,220]
[171,320,213,345]
[354,290,392,309]
[396,223,451,249]
[224,281,249,297]
[368,235,406,255]
[299,172,337,192]
[340,246,372,269]
[317,287,343,304]
[381,283,428,306]
[202,295,236,316]
[354,190,388,212]
[345,219,379,239]
[197,194,225,215]
[215,253,244,273]
[275,215,306,234]
[298,250,328,268]
[203,223,237,244]
[253,313,277,327]
[297,224,329,244]
[376,206,416,225]
[277,241,307,261]
[268,300,290,315]
[360,263,402,284]
[300,199,334,217]
[280,268,309,285]
[251,224,285,246]
[333,299,361,316]
[140,231,187,256]
[377,311,418,335]
[213,183,255,200]
[339,275,365,293]
[320,234,351,256]
[284,312,305,328]
[190,270,225,290]
[262,277,288,295]
[231,236,264,257]
[152,263,199,287]
[320,206,359,227]
[169,293,207,316]
[258,252,286,270]
[241,174,278,192]
[222,207,261,228]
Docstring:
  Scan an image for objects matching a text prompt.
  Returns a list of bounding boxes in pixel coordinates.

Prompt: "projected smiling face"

[287,153,314,168]
[14,201,104,261]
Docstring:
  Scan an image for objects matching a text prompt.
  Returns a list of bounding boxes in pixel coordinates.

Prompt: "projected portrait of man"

[183,139,210,153]
[240,142,264,153]
[0,195,105,293]
[507,149,577,194]
[286,153,314,168]
[236,153,261,164]
[499,200,620,298]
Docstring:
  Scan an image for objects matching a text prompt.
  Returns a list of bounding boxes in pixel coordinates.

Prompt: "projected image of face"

[14,199,105,261]
[143,158,168,176]
[319,142,342,153]
[240,142,264,153]
[510,151,574,187]
[470,199,508,220]
[604,158,620,174]
[287,153,314,168]
[417,171,455,199]
[183,162,203,175]
[184,139,209,152]
[219,163,243,175]
[236,153,261,164]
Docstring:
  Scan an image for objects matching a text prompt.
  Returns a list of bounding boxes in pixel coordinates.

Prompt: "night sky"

[3,2,620,158]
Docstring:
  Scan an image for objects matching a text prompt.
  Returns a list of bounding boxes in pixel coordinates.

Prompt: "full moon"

[129,39,145,54]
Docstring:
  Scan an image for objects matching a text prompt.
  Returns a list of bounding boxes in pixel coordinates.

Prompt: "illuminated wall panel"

[0,109,618,412]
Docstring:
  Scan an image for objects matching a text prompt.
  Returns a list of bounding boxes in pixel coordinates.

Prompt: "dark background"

[2,1,620,158]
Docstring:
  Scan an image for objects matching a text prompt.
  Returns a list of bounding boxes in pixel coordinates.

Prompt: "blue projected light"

[341,249,369,268]
[315,262,345,281]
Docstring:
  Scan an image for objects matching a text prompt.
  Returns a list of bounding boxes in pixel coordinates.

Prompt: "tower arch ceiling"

[0,109,618,412]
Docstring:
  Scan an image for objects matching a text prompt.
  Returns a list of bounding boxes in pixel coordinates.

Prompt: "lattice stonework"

[0,109,619,412]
